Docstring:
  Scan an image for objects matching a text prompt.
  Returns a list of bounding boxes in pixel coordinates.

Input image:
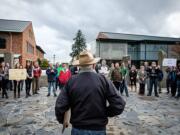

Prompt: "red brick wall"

[22,23,37,66]
[0,23,41,67]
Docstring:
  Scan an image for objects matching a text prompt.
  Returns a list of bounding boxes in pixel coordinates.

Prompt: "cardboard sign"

[162,58,177,67]
[9,69,27,80]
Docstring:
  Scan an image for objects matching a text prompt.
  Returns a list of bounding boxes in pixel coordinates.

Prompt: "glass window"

[27,42,34,54]
[0,38,6,49]
[146,52,158,60]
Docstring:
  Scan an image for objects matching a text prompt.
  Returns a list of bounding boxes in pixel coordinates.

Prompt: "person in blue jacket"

[46,63,57,97]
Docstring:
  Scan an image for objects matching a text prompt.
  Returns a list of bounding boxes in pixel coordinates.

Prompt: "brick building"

[0,19,45,67]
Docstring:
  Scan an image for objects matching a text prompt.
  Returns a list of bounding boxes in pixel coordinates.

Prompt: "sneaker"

[155,95,159,97]
[35,92,39,94]
[47,93,50,97]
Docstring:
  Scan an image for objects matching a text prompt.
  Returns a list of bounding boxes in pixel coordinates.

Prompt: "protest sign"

[162,58,177,67]
[9,69,27,80]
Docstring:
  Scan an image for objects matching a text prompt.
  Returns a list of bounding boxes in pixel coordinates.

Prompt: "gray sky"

[0,0,180,62]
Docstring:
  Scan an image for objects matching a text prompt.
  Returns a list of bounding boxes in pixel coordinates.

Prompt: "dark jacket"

[169,71,177,82]
[148,67,159,79]
[46,68,57,82]
[129,70,137,80]
[177,68,180,81]
[55,71,126,130]
[111,68,122,82]
[26,67,33,79]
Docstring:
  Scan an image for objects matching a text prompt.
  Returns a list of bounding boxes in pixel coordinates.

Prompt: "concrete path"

[0,87,180,135]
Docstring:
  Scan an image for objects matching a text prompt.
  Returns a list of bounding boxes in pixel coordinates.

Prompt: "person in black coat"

[46,63,57,97]
[147,62,160,97]
[169,66,177,97]
[25,62,33,98]
[55,51,125,135]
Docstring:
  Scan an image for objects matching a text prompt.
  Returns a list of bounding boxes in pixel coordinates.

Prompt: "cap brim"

[72,57,101,66]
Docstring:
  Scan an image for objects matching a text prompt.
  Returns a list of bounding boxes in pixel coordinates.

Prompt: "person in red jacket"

[59,64,71,88]
[32,62,42,94]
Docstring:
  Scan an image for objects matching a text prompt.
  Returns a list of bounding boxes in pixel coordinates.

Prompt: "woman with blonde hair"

[138,66,147,95]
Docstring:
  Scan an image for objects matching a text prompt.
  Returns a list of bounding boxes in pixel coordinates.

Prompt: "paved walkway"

[0,88,180,135]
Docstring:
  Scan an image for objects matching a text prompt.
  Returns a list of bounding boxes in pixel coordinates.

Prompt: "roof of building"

[0,19,31,32]
[36,45,46,54]
[97,32,180,43]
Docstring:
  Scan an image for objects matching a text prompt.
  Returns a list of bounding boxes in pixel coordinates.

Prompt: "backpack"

[59,70,71,84]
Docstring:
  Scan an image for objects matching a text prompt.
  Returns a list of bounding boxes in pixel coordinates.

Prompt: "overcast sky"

[0,0,180,63]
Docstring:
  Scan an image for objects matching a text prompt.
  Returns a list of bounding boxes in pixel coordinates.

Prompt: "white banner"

[162,58,177,67]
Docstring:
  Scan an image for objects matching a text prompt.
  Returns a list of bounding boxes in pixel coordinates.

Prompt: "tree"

[40,59,49,69]
[70,30,87,60]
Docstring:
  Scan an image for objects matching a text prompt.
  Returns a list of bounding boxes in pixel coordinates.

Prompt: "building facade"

[94,32,180,67]
[0,19,45,67]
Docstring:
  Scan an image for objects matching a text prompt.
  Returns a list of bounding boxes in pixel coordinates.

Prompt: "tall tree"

[70,30,87,60]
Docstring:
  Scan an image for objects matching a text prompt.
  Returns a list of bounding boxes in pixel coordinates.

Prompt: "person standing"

[46,63,57,97]
[111,63,123,94]
[129,65,137,92]
[0,62,8,98]
[169,66,177,97]
[55,50,126,135]
[56,64,64,90]
[108,63,115,79]
[32,62,42,94]
[120,62,129,97]
[13,63,23,98]
[157,65,164,94]
[175,63,180,99]
[58,64,71,88]
[138,66,147,95]
[147,62,160,97]
[25,62,33,98]
[144,62,150,92]
[166,66,171,94]
[99,60,109,77]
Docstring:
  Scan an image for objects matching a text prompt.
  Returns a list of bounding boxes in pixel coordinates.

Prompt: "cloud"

[0,0,180,62]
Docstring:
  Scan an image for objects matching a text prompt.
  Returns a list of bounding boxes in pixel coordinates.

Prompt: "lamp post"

[53,54,56,65]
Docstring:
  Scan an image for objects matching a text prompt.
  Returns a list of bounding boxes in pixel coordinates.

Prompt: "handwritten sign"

[162,58,177,67]
[9,69,27,80]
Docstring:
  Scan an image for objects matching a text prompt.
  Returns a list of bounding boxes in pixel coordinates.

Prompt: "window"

[29,30,33,39]
[0,38,6,49]
[27,42,34,54]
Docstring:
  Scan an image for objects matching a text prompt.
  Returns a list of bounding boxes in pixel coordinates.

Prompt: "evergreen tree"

[70,30,87,59]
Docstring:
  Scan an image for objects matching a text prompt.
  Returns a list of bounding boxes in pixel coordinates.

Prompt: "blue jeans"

[148,78,158,96]
[120,79,129,97]
[71,128,106,135]
[48,82,56,94]
[177,80,180,97]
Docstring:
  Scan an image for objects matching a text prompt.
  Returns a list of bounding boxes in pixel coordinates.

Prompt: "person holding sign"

[13,63,23,98]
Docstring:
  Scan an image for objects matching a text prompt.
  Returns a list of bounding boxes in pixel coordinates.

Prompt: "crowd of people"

[1,58,180,100]
[0,61,42,99]
[93,60,180,99]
